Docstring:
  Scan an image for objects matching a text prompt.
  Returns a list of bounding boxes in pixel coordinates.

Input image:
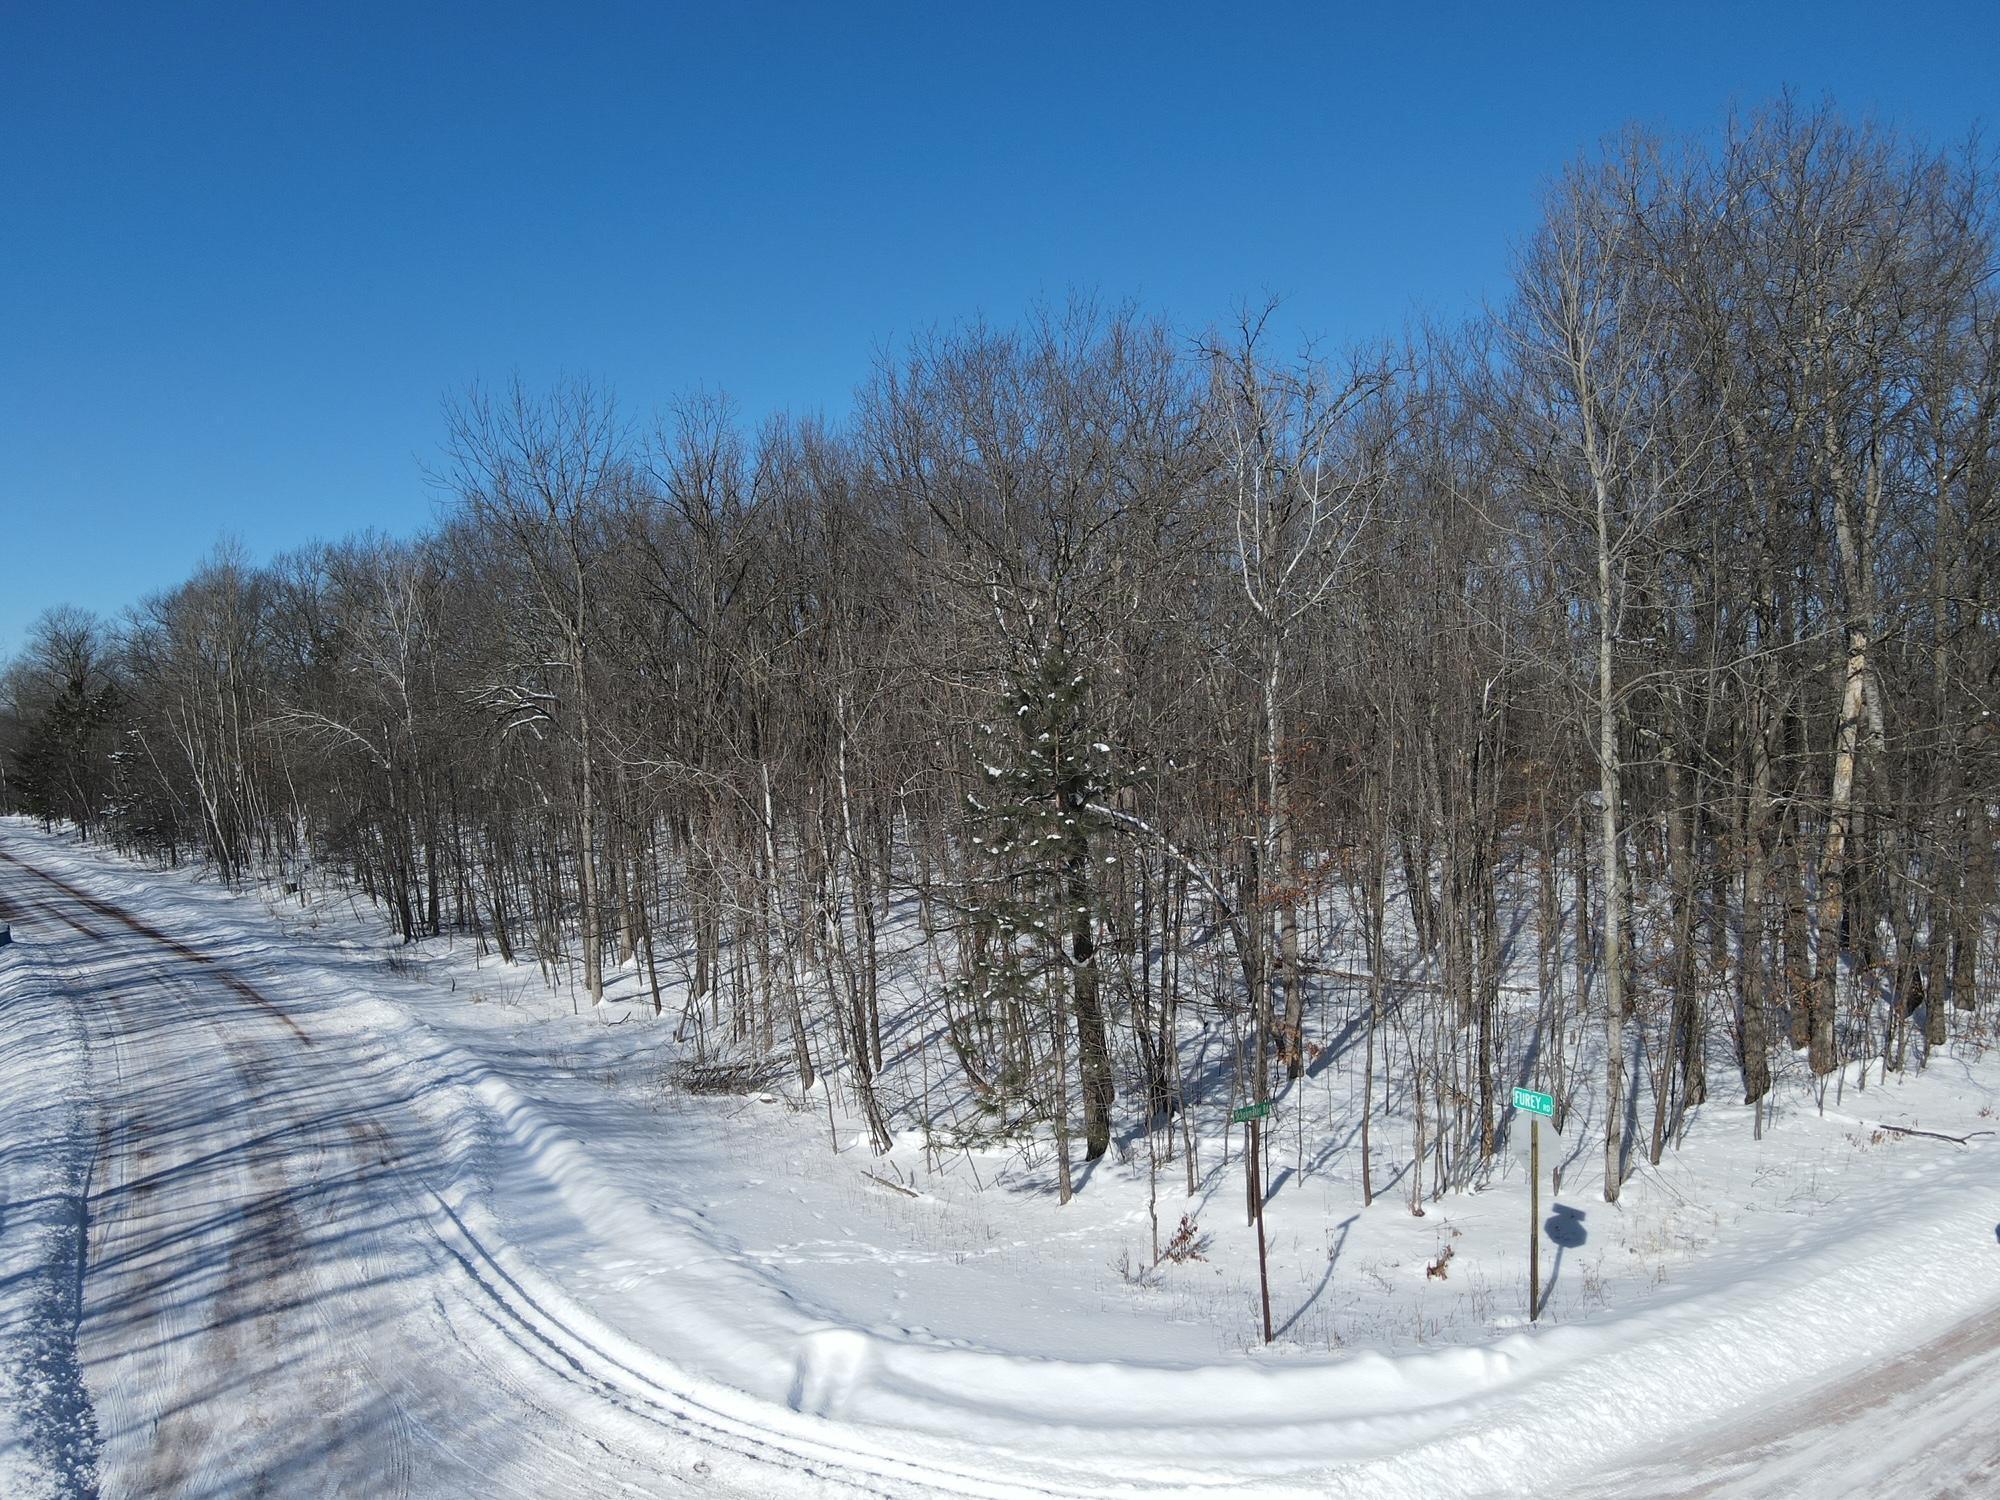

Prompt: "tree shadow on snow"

[1277,1212,1357,1339]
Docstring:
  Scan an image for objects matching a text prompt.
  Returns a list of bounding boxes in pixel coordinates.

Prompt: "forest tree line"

[5,102,1997,1205]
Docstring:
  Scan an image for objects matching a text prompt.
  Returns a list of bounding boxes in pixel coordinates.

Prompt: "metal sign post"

[1232,1099,1275,1344]
[1530,1114,1540,1320]
[1513,1087,1555,1321]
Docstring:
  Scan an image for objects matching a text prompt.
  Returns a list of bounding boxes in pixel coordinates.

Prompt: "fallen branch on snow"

[863,1171,920,1199]
[1869,1123,1996,1147]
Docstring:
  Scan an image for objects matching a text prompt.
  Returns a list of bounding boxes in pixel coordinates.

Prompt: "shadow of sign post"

[1546,1204,1588,1248]
[1542,1203,1588,1311]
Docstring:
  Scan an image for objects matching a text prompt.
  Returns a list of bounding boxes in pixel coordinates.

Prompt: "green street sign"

[1512,1087,1555,1119]
[1231,1100,1272,1124]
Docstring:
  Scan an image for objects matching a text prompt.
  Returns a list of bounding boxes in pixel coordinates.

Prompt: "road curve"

[0,841,1144,1500]
[7,834,2000,1500]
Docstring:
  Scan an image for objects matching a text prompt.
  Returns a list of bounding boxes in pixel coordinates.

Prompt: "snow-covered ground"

[2,815,1998,1497]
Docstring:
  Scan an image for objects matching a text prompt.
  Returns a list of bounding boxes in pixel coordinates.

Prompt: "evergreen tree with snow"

[958,635,1119,1183]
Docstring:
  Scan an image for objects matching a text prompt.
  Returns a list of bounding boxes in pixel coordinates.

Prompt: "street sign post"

[1513,1087,1554,1320]
[1232,1099,1275,1342]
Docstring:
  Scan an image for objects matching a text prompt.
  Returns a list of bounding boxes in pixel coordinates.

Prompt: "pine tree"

[13,675,121,833]
[958,637,1120,1184]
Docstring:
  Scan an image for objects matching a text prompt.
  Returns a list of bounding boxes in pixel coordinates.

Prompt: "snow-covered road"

[1590,1297,2000,1499]
[0,842,1056,1500]
[3,825,1998,1498]
[1,844,711,1497]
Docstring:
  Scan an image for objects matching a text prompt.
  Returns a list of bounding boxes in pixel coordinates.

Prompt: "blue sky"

[4,1,1996,658]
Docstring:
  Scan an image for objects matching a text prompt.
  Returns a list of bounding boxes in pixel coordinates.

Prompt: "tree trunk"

[1594,471,1630,1204]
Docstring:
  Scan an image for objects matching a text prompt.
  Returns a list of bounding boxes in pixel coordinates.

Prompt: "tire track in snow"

[0,848,1152,1500]
[5,861,418,1499]
[0,850,311,1046]
[0,883,105,1500]
[14,855,633,1497]
[1587,1300,2000,1499]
